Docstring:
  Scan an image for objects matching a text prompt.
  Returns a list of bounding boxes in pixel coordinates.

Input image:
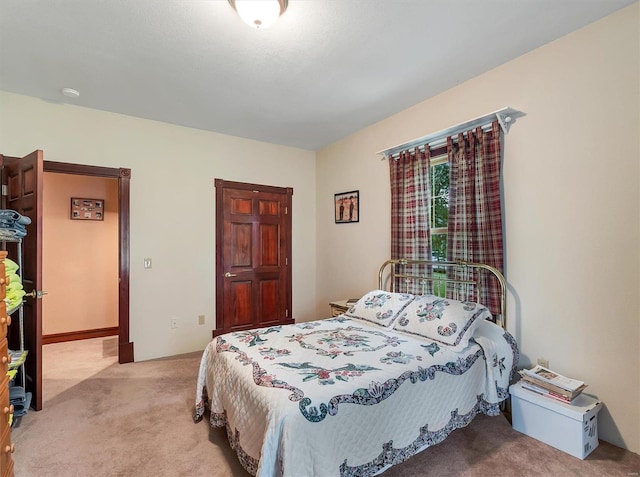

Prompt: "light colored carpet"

[10,338,640,476]
[13,337,248,477]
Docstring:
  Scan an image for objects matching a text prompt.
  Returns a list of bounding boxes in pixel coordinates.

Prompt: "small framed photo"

[334,190,359,224]
[70,197,104,221]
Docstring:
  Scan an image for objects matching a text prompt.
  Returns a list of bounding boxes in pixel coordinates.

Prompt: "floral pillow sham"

[344,290,415,327]
[392,294,492,351]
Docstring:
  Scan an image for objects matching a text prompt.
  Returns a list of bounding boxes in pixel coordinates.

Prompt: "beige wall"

[316,4,639,453]
[0,92,317,362]
[42,172,119,335]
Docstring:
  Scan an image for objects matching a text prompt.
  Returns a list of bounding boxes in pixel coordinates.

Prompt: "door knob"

[25,290,48,299]
[224,272,237,278]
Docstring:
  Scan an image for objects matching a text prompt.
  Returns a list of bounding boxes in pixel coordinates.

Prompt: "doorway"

[42,172,119,344]
[1,153,133,411]
[43,161,133,363]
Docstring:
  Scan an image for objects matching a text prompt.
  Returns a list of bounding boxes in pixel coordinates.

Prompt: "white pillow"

[392,294,492,351]
[345,290,415,327]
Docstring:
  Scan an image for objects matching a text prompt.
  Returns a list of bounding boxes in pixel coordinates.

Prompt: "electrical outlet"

[198,315,205,325]
[537,357,549,368]
[171,318,178,329]
[144,258,152,269]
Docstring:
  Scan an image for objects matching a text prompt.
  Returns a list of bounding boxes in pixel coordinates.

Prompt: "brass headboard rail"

[378,258,507,329]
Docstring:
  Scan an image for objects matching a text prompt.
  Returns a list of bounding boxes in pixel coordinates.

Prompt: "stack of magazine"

[518,365,587,404]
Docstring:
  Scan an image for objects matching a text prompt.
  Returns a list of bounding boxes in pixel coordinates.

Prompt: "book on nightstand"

[518,366,587,403]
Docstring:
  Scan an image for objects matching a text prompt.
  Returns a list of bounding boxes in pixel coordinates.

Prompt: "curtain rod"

[377,106,525,160]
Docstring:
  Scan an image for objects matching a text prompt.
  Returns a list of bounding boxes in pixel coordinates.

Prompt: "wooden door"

[214,180,293,336]
[0,150,43,411]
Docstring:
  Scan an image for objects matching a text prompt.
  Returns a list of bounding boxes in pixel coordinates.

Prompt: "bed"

[194,259,518,476]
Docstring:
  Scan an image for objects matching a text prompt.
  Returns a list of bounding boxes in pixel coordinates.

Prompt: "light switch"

[144,258,152,269]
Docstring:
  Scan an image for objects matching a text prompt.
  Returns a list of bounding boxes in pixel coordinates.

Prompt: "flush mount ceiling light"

[61,87,80,99]
[228,0,288,29]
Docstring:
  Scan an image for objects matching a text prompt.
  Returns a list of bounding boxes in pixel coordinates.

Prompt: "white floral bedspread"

[194,317,517,477]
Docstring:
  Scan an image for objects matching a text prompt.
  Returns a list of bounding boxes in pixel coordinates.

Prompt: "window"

[429,154,449,262]
[429,154,449,296]
[388,119,506,313]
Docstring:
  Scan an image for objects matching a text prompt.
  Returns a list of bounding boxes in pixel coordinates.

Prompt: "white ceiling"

[0,0,635,150]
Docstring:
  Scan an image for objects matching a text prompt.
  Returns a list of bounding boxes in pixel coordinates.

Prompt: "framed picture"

[334,190,359,224]
[71,198,104,221]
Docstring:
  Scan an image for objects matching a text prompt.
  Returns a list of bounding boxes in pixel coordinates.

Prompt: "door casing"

[43,161,133,363]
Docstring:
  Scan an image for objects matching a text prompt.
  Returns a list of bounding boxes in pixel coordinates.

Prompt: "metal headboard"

[378,259,507,329]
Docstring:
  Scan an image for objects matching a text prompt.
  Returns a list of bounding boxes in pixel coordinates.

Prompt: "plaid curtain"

[389,146,431,294]
[447,121,504,314]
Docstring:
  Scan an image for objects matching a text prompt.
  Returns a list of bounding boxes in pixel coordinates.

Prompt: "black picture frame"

[334,190,359,224]
[71,197,104,221]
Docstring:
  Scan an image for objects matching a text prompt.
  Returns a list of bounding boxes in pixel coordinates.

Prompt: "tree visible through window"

[429,155,449,262]
[429,155,449,296]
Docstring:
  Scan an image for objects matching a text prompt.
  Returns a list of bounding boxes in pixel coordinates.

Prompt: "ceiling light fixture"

[228,0,288,29]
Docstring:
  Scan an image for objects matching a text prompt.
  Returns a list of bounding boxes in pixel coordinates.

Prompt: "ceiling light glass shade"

[229,0,288,29]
